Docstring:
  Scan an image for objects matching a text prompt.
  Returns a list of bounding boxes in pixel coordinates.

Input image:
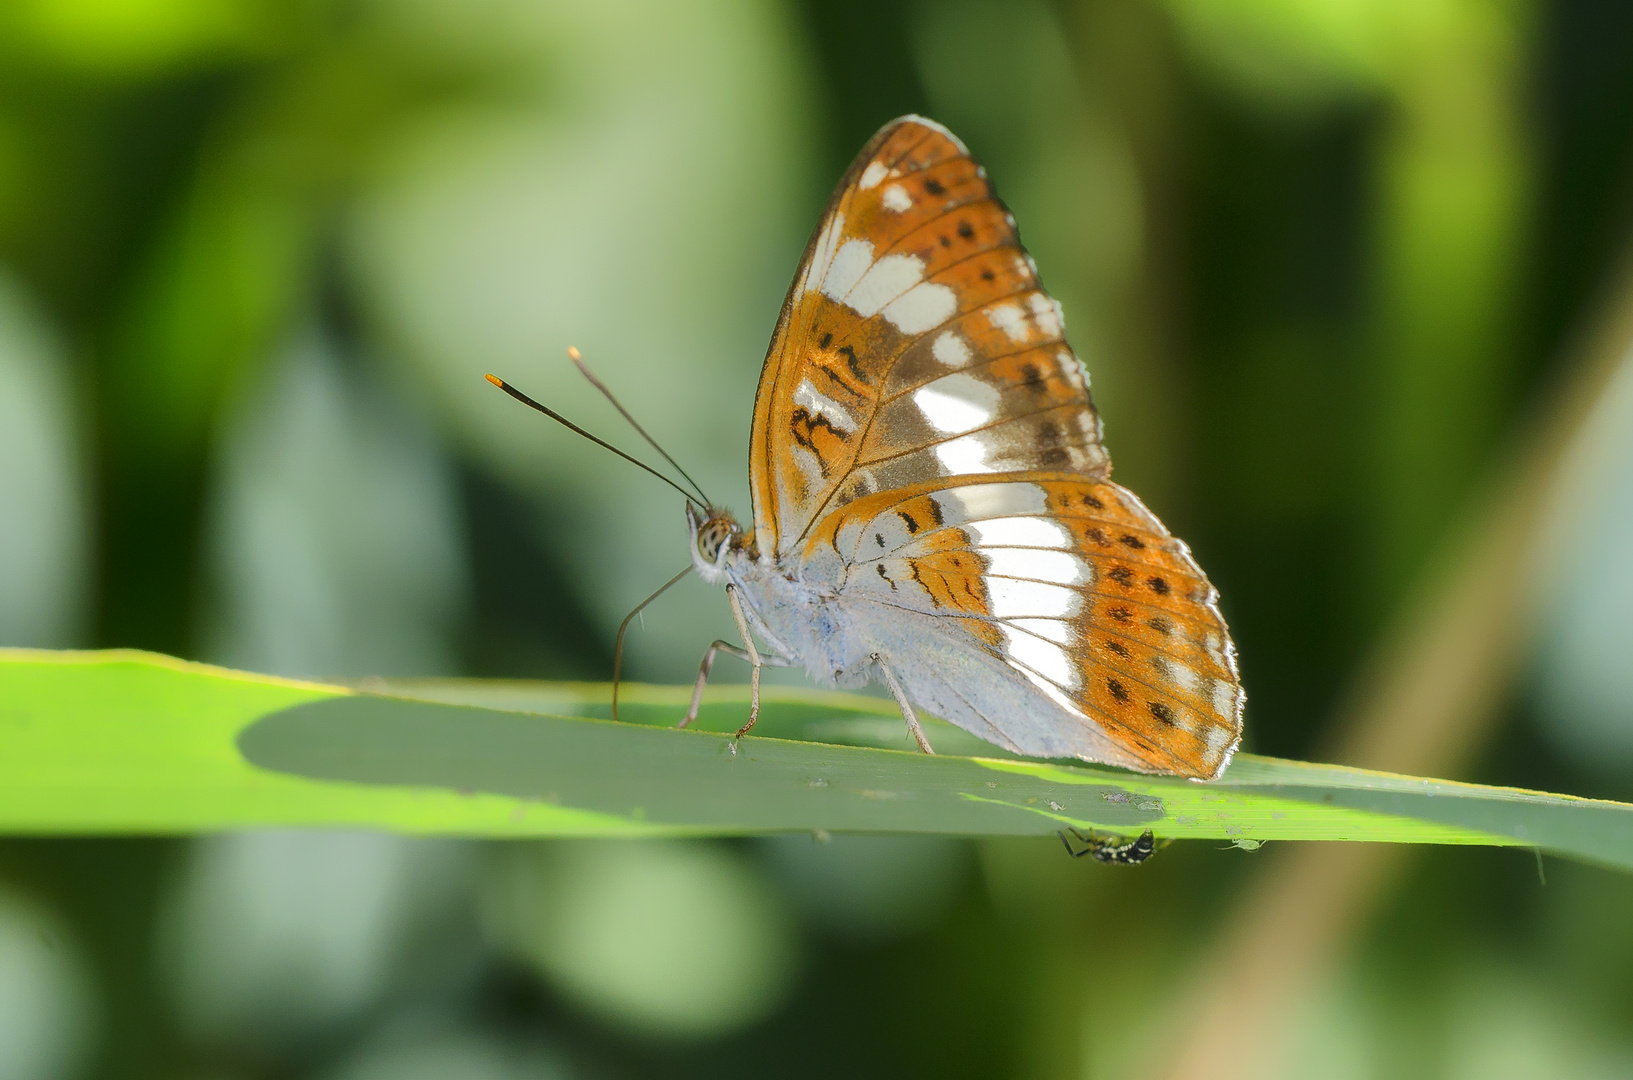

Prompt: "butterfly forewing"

[749,117,1106,558]
[748,116,1241,778]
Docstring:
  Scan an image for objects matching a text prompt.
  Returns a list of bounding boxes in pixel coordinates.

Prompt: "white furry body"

[690,515,1146,768]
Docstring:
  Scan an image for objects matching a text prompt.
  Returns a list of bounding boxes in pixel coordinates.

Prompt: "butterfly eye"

[696,518,734,564]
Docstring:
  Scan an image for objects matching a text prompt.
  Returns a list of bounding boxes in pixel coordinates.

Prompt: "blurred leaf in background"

[156,831,474,1053]
[0,887,97,1080]
[328,1029,571,1080]
[0,0,282,78]
[1532,347,1633,773]
[0,271,89,648]
[484,841,799,1040]
[759,834,969,943]
[199,326,469,680]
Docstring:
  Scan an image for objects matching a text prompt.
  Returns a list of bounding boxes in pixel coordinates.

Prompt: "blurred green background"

[1,0,1632,1076]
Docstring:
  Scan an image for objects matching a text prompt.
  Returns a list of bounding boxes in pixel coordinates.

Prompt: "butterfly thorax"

[735,560,877,690]
[685,503,875,687]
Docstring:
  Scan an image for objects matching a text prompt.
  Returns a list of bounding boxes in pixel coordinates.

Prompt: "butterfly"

[489,116,1244,778]
[672,115,1244,780]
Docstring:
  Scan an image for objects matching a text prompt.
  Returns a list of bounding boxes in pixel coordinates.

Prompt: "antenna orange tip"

[484,373,504,388]
[567,346,582,361]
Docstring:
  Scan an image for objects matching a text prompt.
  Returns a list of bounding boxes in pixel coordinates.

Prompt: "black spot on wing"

[837,344,867,383]
[788,407,844,479]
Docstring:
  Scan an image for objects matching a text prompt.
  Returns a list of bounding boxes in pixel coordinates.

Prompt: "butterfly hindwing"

[837,477,1242,776]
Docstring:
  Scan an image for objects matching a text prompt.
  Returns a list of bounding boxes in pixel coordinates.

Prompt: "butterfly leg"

[872,654,934,754]
[725,583,766,742]
[679,641,752,729]
[679,585,792,741]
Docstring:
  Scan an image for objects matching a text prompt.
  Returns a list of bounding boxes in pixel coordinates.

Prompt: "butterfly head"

[686,503,745,584]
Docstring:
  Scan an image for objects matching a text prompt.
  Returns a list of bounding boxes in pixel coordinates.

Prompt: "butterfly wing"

[748,116,1241,778]
[747,116,1109,558]
[821,477,1243,777]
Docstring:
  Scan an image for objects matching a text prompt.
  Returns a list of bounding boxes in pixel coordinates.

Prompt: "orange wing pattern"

[830,477,1242,776]
[747,116,1242,778]
[747,117,1107,559]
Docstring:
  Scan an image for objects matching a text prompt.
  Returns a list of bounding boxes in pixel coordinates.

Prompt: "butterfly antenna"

[612,564,693,723]
[567,347,711,506]
[485,374,698,503]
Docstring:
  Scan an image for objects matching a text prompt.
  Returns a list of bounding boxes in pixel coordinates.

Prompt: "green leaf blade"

[3,649,1629,870]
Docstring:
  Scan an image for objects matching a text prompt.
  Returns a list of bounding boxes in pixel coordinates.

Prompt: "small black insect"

[1058,827,1164,864]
